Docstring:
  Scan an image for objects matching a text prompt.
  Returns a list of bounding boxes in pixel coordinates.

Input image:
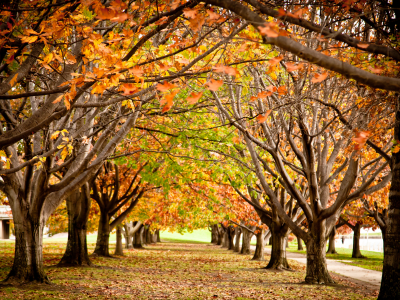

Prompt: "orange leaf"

[269,55,284,66]
[250,96,257,102]
[256,110,272,123]
[353,130,370,150]
[207,9,220,21]
[121,83,138,95]
[285,62,301,72]
[277,86,287,95]
[206,79,223,91]
[160,90,178,106]
[129,67,143,77]
[64,98,71,110]
[186,92,203,104]
[277,8,286,16]
[213,65,239,76]
[258,24,279,38]
[9,73,18,87]
[311,72,328,83]
[52,94,64,104]
[357,43,369,49]
[368,66,383,74]
[183,8,198,19]
[156,81,177,92]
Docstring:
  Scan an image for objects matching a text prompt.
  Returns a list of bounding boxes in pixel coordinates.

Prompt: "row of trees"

[1,0,399,299]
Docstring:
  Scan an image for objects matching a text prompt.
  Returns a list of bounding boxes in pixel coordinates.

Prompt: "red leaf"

[256,110,272,123]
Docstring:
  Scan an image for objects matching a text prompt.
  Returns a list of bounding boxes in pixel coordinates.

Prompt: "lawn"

[287,241,383,272]
[0,239,378,299]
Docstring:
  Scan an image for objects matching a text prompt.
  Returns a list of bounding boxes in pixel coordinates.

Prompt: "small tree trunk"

[152,232,157,244]
[146,226,153,244]
[59,186,92,266]
[217,227,224,246]
[241,228,253,255]
[211,224,218,244]
[4,209,49,284]
[297,235,304,251]
[233,227,242,252]
[305,234,334,284]
[265,226,290,269]
[352,223,364,258]
[156,229,161,242]
[133,224,144,249]
[114,225,124,256]
[264,230,271,245]
[223,230,230,248]
[326,227,337,254]
[123,223,133,249]
[252,228,265,261]
[228,227,235,250]
[93,211,111,256]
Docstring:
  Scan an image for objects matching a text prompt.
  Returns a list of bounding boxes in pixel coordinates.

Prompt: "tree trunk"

[297,235,304,251]
[326,226,337,254]
[146,226,153,244]
[223,230,230,248]
[93,212,111,256]
[305,233,334,284]
[352,223,364,258]
[228,227,235,250]
[233,227,242,252]
[123,222,133,249]
[211,224,218,244]
[378,97,400,299]
[217,227,224,246]
[156,229,161,242]
[4,208,49,284]
[133,224,144,249]
[152,232,158,244]
[265,226,289,269]
[241,228,253,255]
[59,186,92,266]
[114,225,124,256]
[252,228,265,261]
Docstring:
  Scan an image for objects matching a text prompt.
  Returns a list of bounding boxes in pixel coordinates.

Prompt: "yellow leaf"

[9,73,18,87]
[61,147,69,160]
[51,131,60,140]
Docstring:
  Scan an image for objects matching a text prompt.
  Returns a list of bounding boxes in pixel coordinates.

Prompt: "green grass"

[160,229,211,244]
[287,241,383,272]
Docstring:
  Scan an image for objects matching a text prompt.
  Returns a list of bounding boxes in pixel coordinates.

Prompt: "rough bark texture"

[58,186,92,266]
[305,232,334,284]
[297,235,304,251]
[133,224,144,249]
[93,212,111,256]
[252,228,265,261]
[114,225,124,256]
[217,226,225,246]
[222,230,230,248]
[4,208,49,284]
[265,227,289,269]
[228,226,235,250]
[352,223,364,258]
[240,228,253,255]
[379,98,400,299]
[233,227,242,252]
[211,224,219,244]
[326,227,337,254]
[123,223,133,249]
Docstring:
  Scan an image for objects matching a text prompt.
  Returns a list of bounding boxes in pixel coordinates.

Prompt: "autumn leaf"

[269,55,284,66]
[183,8,198,19]
[9,73,18,87]
[64,98,71,110]
[357,43,369,49]
[207,9,220,21]
[277,86,287,95]
[157,81,177,92]
[129,67,144,77]
[285,62,302,72]
[186,92,203,104]
[160,90,178,106]
[311,72,328,83]
[213,65,239,76]
[52,94,64,104]
[353,130,371,150]
[256,110,272,123]
[258,23,279,38]
[121,83,138,95]
[368,66,384,74]
[206,79,223,91]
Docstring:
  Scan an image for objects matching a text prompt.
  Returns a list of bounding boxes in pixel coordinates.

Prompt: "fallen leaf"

[357,43,369,49]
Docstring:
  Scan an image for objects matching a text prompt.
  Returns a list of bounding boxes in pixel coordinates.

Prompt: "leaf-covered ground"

[0,241,378,299]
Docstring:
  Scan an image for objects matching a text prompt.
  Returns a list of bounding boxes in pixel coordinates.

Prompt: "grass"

[287,242,383,272]
[160,229,211,244]
[0,239,378,299]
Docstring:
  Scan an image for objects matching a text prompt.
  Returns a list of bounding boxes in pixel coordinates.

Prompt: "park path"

[253,246,382,287]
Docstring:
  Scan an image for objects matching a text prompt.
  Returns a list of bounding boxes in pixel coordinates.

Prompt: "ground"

[0,236,379,300]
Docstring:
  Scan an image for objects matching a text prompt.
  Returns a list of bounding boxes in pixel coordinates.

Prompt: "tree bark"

[145,226,153,244]
[114,225,124,256]
[211,224,219,244]
[217,226,224,246]
[156,229,161,242]
[352,223,364,258]
[222,230,230,248]
[297,234,304,251]
[305,229,334,284]
[233,227,242,252]
[93,212,111,256]
[326,226,337,254]
[240,228,253,255]
[228,226,235,250]
[4,207,49,284]
[265,225,289,269]
[133,224,144,249]
[58,185,92,266]
[123,222,133,249]
[252,228,265,261]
